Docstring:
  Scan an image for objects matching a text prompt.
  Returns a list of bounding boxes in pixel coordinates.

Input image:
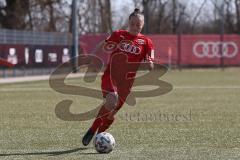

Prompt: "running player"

[82,8,154,146]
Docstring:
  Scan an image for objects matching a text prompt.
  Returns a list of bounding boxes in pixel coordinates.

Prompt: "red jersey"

[103,30,154,76]
[101,30,154,98]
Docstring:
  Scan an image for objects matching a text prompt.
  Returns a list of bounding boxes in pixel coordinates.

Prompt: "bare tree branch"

[191,0,207,33]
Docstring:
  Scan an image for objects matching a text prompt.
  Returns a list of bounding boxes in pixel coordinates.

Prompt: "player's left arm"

[145,38,154,70]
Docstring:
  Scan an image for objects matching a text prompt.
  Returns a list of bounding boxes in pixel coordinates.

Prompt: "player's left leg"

[96,100,124,133]
[82,74,117,146]
[91,91,118,130]
[82,92,118,146]
[97,88,130,133]
[97,78,134,133]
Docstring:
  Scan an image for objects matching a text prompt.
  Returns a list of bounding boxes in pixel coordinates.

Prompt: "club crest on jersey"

[119,40,141,55]
[136,39,145,45]
[103,41,117,52]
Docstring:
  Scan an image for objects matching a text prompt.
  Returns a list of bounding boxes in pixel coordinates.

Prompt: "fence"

[0,29,71,45]
[0,29,71,77]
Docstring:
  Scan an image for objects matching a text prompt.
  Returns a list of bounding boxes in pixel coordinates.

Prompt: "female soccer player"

[82,8,154,146]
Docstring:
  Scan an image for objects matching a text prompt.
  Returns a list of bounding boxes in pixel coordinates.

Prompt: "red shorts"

[101,73,134,103]
[101,74,117,98]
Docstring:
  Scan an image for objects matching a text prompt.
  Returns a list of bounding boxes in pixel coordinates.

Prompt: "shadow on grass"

[0,147,98,156]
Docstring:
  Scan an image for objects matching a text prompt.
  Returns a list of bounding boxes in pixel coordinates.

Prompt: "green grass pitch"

[0,68,240,160]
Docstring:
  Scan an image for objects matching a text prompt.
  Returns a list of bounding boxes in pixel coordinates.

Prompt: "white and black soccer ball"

[93,132,115,154]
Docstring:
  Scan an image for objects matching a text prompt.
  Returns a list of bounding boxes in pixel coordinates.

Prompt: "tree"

[98,0,112,33]
[0,0,239,34]
[29,0,69,32]
[224,0,235,33]
[75,0,112,34]
[235,0,240,33]
[133,0,169,34]
[190,0,207,33]
[0,0,30,29]
[170,0,188,34]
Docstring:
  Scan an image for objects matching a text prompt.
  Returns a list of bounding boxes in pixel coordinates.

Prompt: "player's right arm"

[87,41,105,73]
[92,40,106,56]
[89,31,120,72]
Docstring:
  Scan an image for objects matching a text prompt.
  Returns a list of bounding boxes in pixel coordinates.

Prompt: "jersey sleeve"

[103,30,122,53]
[105,30,121,43]
[145,38,154,63]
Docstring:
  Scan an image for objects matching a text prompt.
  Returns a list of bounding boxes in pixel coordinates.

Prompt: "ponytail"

[129,8,144,20]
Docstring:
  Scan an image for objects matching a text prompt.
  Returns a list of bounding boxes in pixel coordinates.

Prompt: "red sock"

[97,116,115,133]
[97,103,124,133]
[90,98,125,133]
[90,104,112,132]
[90,117,103,133]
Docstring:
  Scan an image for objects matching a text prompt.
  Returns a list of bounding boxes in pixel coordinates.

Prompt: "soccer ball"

[93,132,115,153]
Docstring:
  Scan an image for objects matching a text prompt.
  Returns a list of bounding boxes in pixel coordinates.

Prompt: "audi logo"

[193,41,238,58]
[119,42,141,55]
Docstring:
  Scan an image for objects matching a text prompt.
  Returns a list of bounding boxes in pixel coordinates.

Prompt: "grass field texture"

[0,68,240,160]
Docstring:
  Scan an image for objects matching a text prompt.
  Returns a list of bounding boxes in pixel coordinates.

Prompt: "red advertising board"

[80,34,240,66]
[0,34,239,67]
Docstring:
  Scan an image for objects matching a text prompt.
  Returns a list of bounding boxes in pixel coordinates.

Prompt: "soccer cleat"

[82,128,95,146]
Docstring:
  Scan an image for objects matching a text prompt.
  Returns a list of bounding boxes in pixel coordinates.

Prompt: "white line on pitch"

[174,86,240,89]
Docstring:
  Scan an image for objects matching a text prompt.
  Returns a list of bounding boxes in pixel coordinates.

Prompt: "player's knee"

[105,92,118,110]
[107,115,115,122]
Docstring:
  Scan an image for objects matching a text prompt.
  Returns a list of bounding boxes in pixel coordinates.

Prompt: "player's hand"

[149,62,154,71]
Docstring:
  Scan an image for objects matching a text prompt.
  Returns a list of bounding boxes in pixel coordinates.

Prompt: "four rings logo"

[193,41,238,58]
[119,40,141,55]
